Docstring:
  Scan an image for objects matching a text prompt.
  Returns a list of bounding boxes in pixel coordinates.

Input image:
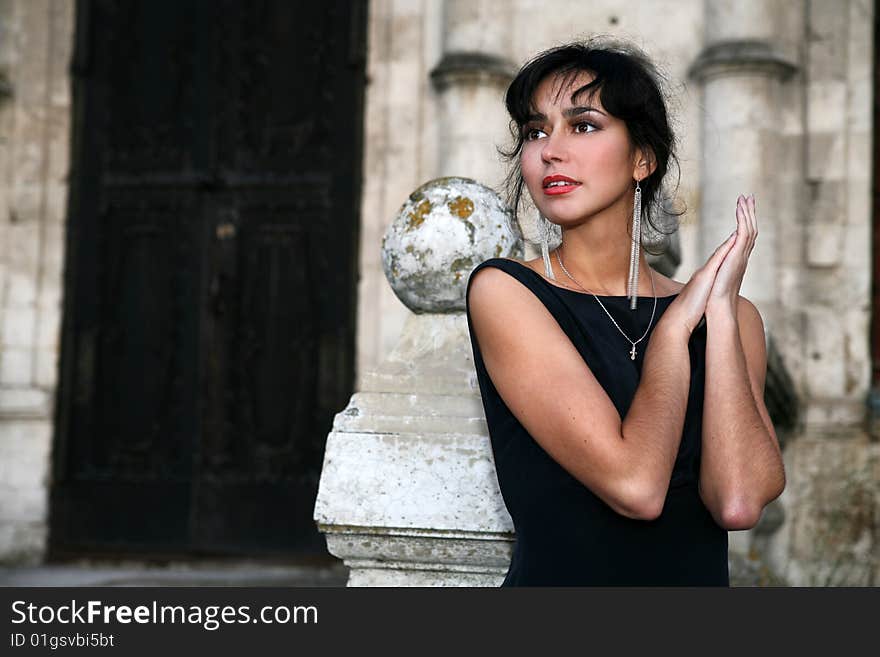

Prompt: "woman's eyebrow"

[565,106,606,117]
[525,106,607,122]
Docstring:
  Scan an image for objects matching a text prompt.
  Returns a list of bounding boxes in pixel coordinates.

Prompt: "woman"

[465,39,786,586]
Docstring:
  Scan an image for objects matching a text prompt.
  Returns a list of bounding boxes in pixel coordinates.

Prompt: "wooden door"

[50,0,366,558]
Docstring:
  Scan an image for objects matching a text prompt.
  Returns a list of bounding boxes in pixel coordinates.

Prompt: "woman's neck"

[553,222,650,297]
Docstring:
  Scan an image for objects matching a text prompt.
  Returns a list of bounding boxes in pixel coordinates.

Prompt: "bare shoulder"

[735,295,767,353]
[733,294,778,444]
[467,259,529,299]
[467,261,545,326]
[736,294,763,321]
[730,294,768,388]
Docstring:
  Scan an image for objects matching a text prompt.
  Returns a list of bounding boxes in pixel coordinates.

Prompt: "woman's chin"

[542,212,589,227]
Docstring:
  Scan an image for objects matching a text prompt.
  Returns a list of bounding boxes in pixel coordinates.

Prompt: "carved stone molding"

[688,39,798,83]
[429,51,518,90]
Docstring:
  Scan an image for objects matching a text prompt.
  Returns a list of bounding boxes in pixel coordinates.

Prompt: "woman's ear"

[633,147,657,181]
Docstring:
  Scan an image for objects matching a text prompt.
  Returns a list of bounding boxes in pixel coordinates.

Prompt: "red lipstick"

[542,174,581,196]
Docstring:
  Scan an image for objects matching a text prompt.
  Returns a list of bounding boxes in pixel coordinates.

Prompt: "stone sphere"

[381,177,523,313]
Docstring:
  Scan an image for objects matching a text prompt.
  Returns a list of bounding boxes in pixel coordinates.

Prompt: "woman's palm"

[709,195,757,306]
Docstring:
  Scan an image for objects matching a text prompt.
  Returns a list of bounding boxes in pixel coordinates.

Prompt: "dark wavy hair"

[499,37,683,254]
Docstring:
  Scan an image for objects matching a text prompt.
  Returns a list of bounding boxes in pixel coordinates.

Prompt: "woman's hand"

[662,226,739,336]
[707,194,757,317]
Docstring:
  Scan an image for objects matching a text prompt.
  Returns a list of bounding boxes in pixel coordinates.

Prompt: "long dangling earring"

[537,210,556,280]
[626,179,642,310]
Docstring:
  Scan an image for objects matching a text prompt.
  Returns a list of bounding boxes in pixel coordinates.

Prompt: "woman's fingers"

[722,199,741,265]
[736,194,759,255]
[737,196,748,240]
[705,190,763,276]
[738,194,757,254]
[748,195,757,251]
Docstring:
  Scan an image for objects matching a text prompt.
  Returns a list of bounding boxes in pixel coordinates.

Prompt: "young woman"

[465,39,785,586]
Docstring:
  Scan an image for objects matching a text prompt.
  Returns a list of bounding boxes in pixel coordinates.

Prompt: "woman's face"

[520,70,640,227]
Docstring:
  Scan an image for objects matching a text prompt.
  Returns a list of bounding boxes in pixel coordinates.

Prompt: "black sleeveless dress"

[465,258,729,586]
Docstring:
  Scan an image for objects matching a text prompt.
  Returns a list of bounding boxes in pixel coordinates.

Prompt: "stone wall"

[0,0,73,563]
[766,0,878,586]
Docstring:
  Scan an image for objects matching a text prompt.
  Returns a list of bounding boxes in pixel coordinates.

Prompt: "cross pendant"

[630,345,637,360]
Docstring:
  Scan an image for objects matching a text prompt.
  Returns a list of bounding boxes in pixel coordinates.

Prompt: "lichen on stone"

[407,199,432,230]
[450,256,473,272]
[459,217,476,243]
[448,196,474,219]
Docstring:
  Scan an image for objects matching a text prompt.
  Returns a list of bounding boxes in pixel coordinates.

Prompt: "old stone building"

[1,0,877,585]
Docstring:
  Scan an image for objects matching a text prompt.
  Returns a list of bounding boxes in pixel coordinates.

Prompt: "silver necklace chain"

[555,247,658,361]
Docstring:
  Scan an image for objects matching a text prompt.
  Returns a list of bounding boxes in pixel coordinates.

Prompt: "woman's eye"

[523,123,596,140]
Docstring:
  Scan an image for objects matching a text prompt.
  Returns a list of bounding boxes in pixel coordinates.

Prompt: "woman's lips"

[543,182,580,196]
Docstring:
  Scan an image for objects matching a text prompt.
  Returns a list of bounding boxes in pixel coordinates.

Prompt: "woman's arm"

[467,235,735,521]
[697,194,785,531]
[467,266,694,521]
[700,296,785,530]
[620,317,693,517]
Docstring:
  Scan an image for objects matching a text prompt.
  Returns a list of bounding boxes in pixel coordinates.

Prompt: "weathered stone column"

[0,0,73,563]
[688,0,800,575]
[429,0,517,186]
[688,0,797,319]
[314,177,523,586]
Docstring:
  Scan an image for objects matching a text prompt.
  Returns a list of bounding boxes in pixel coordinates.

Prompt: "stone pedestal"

[314,177,523,585]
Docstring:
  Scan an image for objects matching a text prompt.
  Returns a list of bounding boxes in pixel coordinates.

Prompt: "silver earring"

[537,211,557,279]
[626,179,642,310]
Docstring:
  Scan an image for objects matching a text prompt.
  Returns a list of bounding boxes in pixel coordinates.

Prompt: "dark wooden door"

[50,0,366,558]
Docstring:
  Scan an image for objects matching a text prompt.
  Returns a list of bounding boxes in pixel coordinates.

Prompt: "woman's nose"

[541,131,566,163]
